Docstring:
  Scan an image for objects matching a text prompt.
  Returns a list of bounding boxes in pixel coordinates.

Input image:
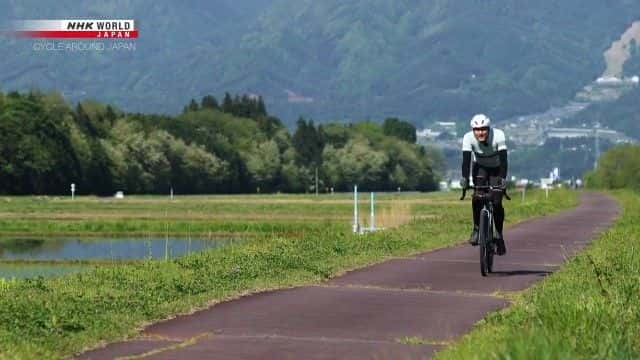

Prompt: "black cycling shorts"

[472,163,503,205]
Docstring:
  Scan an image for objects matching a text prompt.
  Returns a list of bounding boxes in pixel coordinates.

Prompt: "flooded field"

[0,237,239,261]
[0,237,241,279]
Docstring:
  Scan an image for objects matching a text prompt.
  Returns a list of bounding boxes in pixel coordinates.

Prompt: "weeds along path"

[78,192,618,360]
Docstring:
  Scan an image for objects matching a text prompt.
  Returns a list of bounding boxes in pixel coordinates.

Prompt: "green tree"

[201,95,219,110]
[586,144,640,190]
[74,102,111,138]
[86,140,115,196]
[0,95,80,194]
[105,105,117,124]
[188,98,199,112]
[257,116,284,138]
[222,93,233,114]
[382,117,417,143]
[292,117,324,166]
[243,140,281,191]
[322,138,388,190]
[257,96,267,116]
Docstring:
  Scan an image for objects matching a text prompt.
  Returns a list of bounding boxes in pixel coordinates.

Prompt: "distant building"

[436,121,456,127]
[595,76,639,86]
[435,121,457,134]
[596,76,622,84]
[285,89,313,103]
[546,127,634,143]
[547,128,593,139]
[416,128,441,138]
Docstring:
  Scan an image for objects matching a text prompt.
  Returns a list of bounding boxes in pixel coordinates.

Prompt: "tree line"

[0,90,441,195]
[585,144,640,190]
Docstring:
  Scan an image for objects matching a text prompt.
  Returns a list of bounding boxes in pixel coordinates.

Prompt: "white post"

[353,185,359,233]
[170,187,174,200]
[545,187,549,199]
[521,186,526,203]
[70,183,75,200]
[370,192,375,231]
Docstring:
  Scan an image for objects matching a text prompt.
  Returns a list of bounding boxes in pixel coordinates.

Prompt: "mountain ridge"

[1,1,639,126]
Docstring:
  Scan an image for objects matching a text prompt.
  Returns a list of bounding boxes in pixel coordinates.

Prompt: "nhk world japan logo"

[12,19,138,39]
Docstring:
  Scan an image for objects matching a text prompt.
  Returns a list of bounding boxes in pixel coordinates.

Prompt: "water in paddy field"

[0,237,241,279]
[0,237,239,261]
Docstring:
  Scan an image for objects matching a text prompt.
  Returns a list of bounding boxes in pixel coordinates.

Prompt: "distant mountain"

[559,38,640,139]
[1,1,640,126]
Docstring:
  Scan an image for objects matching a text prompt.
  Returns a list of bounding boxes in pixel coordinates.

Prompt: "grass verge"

[436,190,638,359]
[0,189,577,359]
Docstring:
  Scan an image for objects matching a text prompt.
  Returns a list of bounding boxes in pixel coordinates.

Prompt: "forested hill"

[1,1,640,126]
[0,90,441,195]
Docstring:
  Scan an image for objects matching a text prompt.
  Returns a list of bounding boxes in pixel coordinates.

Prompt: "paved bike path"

[79,192,619,360]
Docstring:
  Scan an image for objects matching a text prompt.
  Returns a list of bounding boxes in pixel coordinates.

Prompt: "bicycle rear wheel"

[478,209,491,276]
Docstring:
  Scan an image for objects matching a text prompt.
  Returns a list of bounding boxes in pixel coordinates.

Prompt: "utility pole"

[315,167,319,196]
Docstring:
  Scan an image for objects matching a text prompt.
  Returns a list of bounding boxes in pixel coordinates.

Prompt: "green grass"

[436,190,639,360]
[0,264,92,279]
[0,189,577,359]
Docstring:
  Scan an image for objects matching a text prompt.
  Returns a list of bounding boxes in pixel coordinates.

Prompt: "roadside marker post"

[353,185,360,234]
[369,192,375,231]
[353,186,383,234]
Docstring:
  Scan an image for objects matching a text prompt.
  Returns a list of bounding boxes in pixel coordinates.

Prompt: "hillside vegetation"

[1,1,640,124]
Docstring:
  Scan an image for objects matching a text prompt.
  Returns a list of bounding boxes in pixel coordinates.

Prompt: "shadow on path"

[490,269,553,277]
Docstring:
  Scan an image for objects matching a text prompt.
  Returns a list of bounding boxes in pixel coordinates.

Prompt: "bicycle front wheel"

[479,209,491,276]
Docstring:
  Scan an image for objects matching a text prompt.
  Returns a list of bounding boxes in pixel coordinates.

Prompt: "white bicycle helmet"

[470,114,491,129]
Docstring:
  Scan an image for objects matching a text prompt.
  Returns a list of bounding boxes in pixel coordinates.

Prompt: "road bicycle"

[461,184,510,276]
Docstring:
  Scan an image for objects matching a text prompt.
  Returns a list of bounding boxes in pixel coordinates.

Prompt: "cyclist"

[459,114,508,255]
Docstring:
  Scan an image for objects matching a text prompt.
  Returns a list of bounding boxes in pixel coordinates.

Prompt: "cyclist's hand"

[496,177,507,189]
[460,177,469,189]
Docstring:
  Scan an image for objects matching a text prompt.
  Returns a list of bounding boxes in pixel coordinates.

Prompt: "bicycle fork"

[480,206,494,249]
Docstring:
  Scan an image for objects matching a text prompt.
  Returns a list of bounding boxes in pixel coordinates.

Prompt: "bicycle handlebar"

[460,185,511,201]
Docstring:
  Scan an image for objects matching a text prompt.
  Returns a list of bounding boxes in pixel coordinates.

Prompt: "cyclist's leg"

[494,203,504,233]
[470,199,481,245]
[493,203,506,255]
[489,172,507,255]
[469,164,486,245]
[469,162,482,246]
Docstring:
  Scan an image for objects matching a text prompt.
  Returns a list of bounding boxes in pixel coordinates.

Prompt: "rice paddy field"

[0,189,579,358]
